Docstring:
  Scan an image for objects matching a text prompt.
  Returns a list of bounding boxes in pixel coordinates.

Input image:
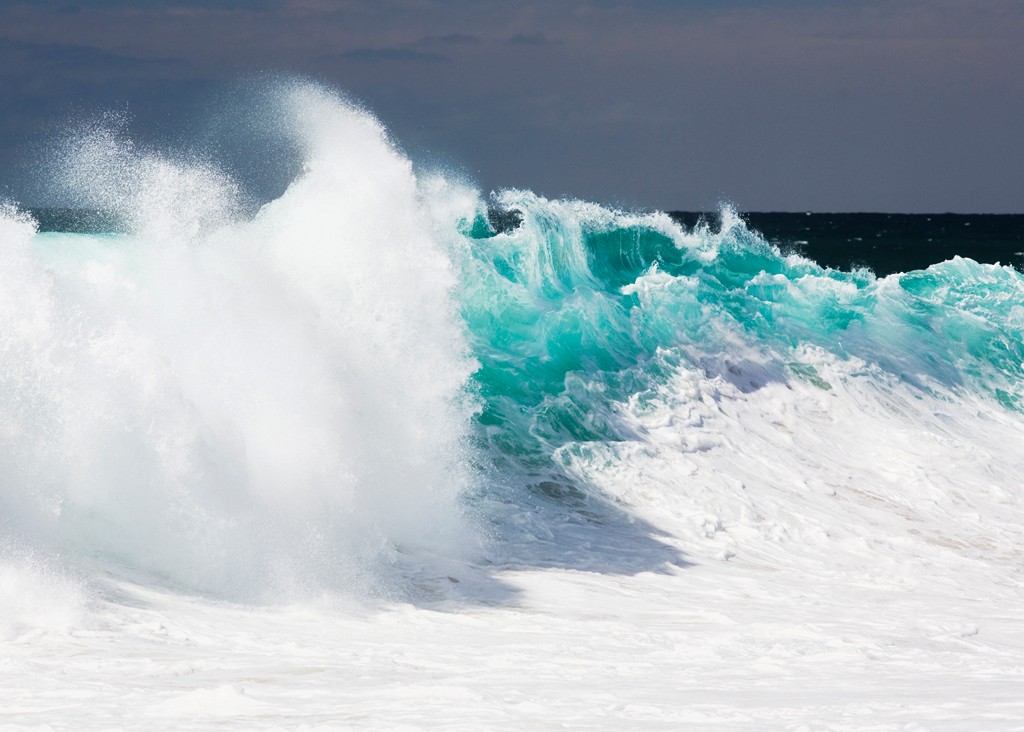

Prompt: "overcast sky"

[1,0,1021,212]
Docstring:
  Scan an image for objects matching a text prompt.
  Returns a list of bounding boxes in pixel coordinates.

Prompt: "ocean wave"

[2,81,1023,608]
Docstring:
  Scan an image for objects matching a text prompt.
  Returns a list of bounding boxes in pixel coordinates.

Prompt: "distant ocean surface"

[31,207,1024,277]
[673,211,1024,276]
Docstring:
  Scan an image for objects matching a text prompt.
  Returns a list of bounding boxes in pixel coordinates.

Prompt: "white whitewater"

[0,85,478,603]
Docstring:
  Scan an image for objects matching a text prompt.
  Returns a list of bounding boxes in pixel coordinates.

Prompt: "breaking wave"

[3,81,1023,610]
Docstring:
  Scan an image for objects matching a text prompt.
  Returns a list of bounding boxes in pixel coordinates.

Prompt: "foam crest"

[0,85,478,600]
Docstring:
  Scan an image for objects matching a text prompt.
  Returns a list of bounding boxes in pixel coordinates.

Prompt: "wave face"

[3,82,1024,606]
[442,193,1024,473]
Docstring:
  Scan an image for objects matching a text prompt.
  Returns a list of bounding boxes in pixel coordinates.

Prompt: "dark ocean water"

[669,212,1024,277]
[30,207,1024,278]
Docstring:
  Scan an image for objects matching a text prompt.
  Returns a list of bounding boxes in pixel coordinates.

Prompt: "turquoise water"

[452,194,1024,480]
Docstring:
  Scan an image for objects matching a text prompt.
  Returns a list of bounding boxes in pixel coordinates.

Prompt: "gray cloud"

[421,33,481,46]
[13,0,283,9]
[1,38,185,72]
[505,32,553,46]
[333,48,448,63]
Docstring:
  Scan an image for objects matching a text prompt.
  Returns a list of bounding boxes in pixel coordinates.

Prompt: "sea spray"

[0,84,479,600]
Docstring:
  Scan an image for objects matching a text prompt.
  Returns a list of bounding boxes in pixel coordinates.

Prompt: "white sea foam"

[0,84,478,602]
